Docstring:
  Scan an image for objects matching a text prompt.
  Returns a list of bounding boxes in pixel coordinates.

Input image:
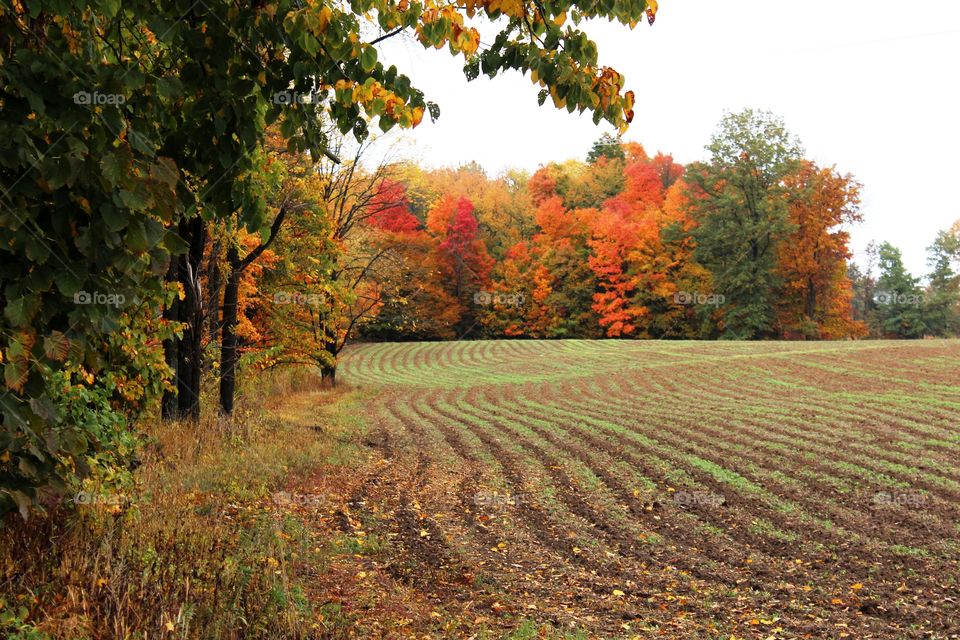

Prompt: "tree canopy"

[0,0,659,516]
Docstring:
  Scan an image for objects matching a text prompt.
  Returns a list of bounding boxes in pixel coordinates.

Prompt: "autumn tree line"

[239,110,957,369]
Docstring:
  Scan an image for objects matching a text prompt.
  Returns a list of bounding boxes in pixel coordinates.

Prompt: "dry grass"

[0,368,370,640]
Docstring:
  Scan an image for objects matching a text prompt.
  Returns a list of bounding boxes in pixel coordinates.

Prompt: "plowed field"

[335,340,960,639]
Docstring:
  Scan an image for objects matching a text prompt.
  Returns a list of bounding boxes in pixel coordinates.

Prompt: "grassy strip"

[0,370,373,640]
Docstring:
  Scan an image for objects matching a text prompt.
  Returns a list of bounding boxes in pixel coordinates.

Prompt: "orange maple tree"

[776,161,866,338]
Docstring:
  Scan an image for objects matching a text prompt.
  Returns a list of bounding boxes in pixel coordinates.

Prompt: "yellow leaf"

[487,0,523,18]
[851,582,863,590]
[165,621,175,632]
[317,6,333,33]
[612,589,625,597]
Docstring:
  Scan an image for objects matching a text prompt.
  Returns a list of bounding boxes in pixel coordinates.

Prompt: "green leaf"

[4,296,38,327]
[157,76,183,99]
[101,149,131,188]
[464,59,480,81]
[123,69,145,91]
[4,361,30,392]
[125,220,149,252]
[119,189,149,211]
[25,236,51,264]
[129,129,156,157]
[102,0,121,18]
[360,45,377,73]
[55,268,84,297]
[100,204,129,232]
[143,217,166,248]
[150,157,179,187]
[162,230,190,254]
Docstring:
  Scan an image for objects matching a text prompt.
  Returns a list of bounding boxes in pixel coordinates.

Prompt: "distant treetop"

[587,133,626,164]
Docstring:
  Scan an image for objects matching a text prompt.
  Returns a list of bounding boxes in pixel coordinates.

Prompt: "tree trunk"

[805,276,817,319]
[176,316,202,421]
[321,364,337,387]
[176,216,206,422]
[318,329,338,387]
[219,246,241,415]
[217,206,287,415]
[207,237,222,346]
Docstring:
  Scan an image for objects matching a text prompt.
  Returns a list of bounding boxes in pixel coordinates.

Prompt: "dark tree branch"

[368,27,404,46]
[238,203,288,271]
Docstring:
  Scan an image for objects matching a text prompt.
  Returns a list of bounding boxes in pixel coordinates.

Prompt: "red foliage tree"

[368,179,421,234]
[427,196,493,335]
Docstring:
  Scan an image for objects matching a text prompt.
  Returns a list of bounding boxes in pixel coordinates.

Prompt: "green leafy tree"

[587,133,625,164]
[1,0,183,516]
[685,110,803,339]
[874,242,926,338]
[923,229,960,337]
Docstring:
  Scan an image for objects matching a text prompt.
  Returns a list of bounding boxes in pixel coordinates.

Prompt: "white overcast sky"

[377,0,960,278]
